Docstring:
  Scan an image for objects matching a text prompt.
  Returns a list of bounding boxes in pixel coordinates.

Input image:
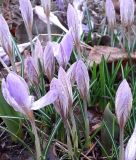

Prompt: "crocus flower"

[120,0,135,27]
[125,124,136,160]
[115,79,132,129]
[50,77,69,120]
[2,72,58,117]
[67,4,83,48]
[24,55,39,85]
[67,60,89,100]
[56,0,64,10]
[2,72,34,117]
[19,0,33,38]
[0,15,12,59]
[53,29,73,69]
[105,0,116,29]
[34,39,43,68]
[43,42,55,81]
[58,67,73,108]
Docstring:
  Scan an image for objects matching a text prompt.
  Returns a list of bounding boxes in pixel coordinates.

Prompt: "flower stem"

[69,109,78,152]
[47,15,52,41]
[119,127,124,160]
[64,120,74,159]
[83,100,90,147]
[29,111,42,160]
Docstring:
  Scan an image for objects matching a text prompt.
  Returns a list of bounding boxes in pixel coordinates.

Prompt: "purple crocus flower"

[2,72,58,117]
[24,55,39,85]
[115,79,132,129]
[56,0,64,10]
[67,60,89,100]
[67,3,83,47]
[43,42,55,81]
[105,0,116,29]
[2,72,34,116]
[53,29,73,69]
[120,0,135,27]
[58,67,73,108]
[19,0,33,36]
[50,77,69,120]
[125,124,136,160]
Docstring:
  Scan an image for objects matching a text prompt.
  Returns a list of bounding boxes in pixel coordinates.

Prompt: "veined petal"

[115,79,133,128]
[2,78,25,114]
[75,60,89,100]
[2,72,32,115]
[34,39,43,69]
[0,15,12,58]
[125,125,136,160]
[43,42,55,81]
[19,0,33,34]
[50,78,69,119]
[31,90,58,110]
[24,56,39,84]
[67,62,77,85]
[58,67,73,107]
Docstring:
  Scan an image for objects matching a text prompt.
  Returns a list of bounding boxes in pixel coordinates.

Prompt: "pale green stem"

[69,108,78,150]
[119,127,124,160]
[127,27,131,51]
[29,112,42,160]
[65,120,74,159]
[83,100,90,147]
[0,56,10,73]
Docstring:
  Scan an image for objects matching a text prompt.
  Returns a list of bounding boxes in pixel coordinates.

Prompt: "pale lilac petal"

[50,78,69,119]
[0,15,12,57]
[24,56,39,84]
[75,60,89,100]
[125,125,136,160]
[2,78,25,114]
[58,67,73,107]
[43,42,55,81]
[105,0,116,28]
[19,0,33,34]
[115,79,133,128]
[34,39,43,68]
[60,29,73,63]
[120,0,135,27]
[1,72,32,115]
[67,4,83,44]
[67,62,77,85]
[31,90,58,110]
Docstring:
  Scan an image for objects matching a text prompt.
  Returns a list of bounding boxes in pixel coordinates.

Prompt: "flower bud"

[115,79,132,129]
[2,72,33,116]
[125,124,136,160]
[19,0,33,37]
[120,0,135,27]
[105,0,116,29]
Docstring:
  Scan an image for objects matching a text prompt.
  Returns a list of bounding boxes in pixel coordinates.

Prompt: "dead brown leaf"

[89,46,136,65]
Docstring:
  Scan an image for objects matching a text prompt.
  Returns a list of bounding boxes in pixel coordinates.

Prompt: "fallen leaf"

[89,45,136,65]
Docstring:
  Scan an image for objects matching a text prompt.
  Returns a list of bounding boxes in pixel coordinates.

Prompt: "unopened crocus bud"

[67,4,83,49]
[34,39,43,70]
[50,78,69,120]
[120,0,135,27]
[43,42,55,81]
[24,55,39,85]
[19,0,33,38]
[67,60,89,100]
[105,0,116,29]
[125,124,136,160]
[2,72,33,117]
[53,29,73,69]
[115,79,132,129]
[58,67,73,108]
[0,15,12,59]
